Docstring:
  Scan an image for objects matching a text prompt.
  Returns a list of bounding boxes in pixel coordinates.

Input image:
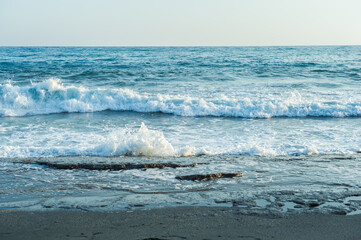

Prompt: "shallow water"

[1,155,361,215]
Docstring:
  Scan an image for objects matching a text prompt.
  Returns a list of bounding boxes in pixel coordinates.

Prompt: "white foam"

[0,121,359,158]
[91,123,176,157]
[2,79,361,118]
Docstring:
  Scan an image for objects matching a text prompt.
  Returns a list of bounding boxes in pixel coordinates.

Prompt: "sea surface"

[1,46,361,214]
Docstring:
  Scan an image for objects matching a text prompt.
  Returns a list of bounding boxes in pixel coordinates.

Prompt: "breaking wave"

[0,123,204,158]
[0,121,360,158]
[2,78,361,118]
[92,122,176,157]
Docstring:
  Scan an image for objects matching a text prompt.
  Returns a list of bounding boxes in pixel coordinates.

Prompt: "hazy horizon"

[1,0,361,46]
[1,44,361,47]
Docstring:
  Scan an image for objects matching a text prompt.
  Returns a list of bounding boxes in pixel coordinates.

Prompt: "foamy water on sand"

[1,46,361,214]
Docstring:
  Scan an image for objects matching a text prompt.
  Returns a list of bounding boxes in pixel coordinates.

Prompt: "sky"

[0,0,360,46]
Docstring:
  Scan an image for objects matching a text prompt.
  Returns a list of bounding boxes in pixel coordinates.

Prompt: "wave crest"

[93,122,176,157]
[1,79,361,118]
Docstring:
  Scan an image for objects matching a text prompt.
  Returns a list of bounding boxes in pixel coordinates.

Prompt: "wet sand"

[1,206,361,240]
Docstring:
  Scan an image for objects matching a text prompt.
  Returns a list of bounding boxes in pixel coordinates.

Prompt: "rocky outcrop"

[176,173,242,181]
[35,162,202,171]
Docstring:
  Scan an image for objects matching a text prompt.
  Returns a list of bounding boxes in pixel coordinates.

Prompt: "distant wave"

[1,78,361,118]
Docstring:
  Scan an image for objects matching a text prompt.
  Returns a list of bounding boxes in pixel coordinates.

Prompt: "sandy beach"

[1,207,360,240]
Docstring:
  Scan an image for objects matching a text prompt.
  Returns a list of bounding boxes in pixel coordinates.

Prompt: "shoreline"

[1,206,361,240]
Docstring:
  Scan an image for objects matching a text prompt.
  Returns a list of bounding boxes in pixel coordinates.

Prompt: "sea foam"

[92,122,176,157]
[0,122,203,158]
[1,78,361,118]
[89,123,204,157]
[0,120,358,158]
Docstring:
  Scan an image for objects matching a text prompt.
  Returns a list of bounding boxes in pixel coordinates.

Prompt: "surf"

[2,78,361,118]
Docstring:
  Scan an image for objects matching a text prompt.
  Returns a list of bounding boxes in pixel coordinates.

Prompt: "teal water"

[1,46,361,213]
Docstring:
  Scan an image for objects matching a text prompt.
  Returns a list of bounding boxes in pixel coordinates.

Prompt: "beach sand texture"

[1,207,361,240]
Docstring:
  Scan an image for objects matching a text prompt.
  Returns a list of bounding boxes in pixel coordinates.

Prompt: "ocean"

[1,46,361,214]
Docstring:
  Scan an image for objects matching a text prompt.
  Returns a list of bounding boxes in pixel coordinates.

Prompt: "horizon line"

[0,44,360,48]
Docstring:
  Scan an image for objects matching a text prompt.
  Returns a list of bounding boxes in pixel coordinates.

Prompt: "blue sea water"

[1,46,361,214]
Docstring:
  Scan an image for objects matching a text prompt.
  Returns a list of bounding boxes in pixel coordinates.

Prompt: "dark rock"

[35,162,202,171]
[307,202,322,208]
[130,204,146,207]
[142,238,167,240]
[176,173,242,181]
[332,209,348,215]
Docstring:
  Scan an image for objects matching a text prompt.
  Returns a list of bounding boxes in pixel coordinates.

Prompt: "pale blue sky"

[1,0,360,46]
